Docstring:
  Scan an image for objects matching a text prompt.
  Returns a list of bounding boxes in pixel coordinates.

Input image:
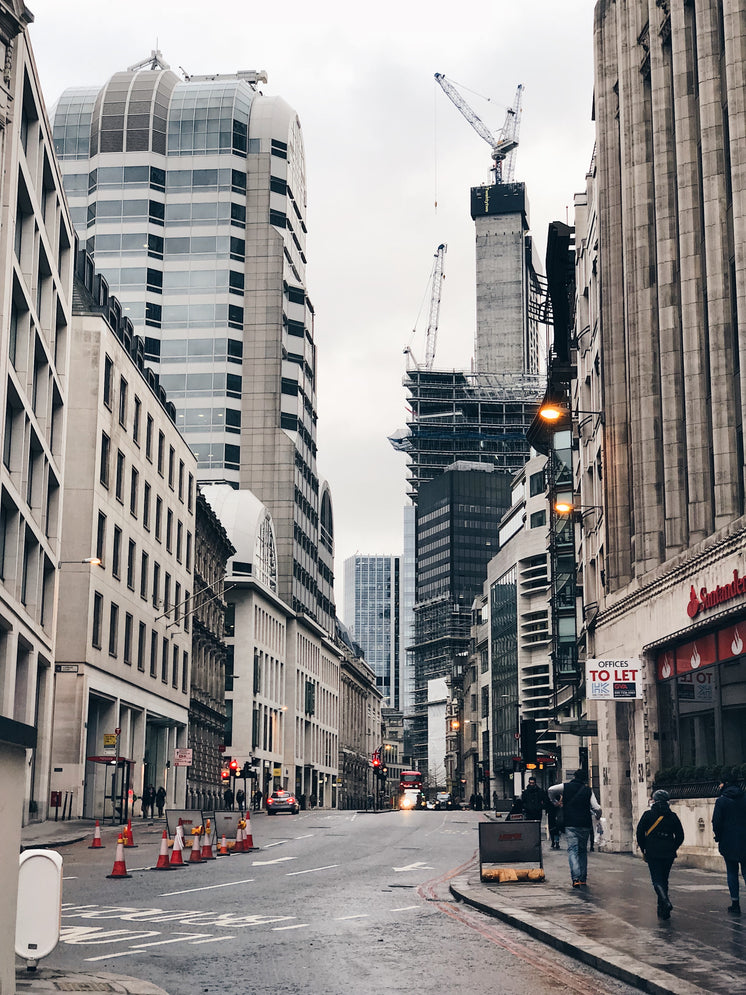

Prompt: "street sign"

[103,733,117,753]
[173,748,193,767]
[54,664,78,674]
[586,658,642,700]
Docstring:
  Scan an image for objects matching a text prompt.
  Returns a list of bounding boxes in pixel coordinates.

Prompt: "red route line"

[417,852,606,995]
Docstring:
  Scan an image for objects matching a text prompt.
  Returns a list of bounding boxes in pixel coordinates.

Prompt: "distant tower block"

[471,183,543,377]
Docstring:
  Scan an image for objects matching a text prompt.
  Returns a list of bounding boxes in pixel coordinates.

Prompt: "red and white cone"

[106,835,131,879]
[124,818,137,847]
[89,820,105,849]
[154,830,173,870]
[189,829,203,863]
[244,810,257,850]
[218,833,230,856]
[235,822,246,853]
[169,825,187,868]
[201,821,215,860]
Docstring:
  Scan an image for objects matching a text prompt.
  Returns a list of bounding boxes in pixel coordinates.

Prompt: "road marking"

[159,878,255,897]
[272,923,309,931]
[390,906,419,912]
[190,936,236,944]
[393,861,434,872]
[262,840,287,848]
[294,834,314,840]
[128,934,213,950]
[63,876,78,880]
[334,914,368,921]
[252,856,296,866]
[286,864,338,876]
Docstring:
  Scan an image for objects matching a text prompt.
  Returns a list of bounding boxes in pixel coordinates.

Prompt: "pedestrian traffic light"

[229,758,239,777]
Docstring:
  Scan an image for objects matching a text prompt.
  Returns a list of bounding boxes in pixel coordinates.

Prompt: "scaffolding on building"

[391,369,545,502]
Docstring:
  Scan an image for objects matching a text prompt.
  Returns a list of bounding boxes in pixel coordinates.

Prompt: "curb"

[15,968,170,994]
[20,835,88,851]
[449,877,710,995]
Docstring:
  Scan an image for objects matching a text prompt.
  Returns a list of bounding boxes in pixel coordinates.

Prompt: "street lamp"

[538,402,605,425]
[59,557,101,566]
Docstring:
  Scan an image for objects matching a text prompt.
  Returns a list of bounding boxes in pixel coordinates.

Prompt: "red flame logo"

[687,585,701,619]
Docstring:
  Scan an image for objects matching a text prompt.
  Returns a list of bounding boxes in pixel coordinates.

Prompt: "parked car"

[434,792,454,810]
[266,789,300,815]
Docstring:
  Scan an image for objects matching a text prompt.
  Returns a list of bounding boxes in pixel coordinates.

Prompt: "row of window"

[91,590,189,692]
[95,509,191,607]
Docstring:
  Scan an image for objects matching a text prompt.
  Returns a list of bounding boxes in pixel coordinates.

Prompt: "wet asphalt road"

[47,809,641,995]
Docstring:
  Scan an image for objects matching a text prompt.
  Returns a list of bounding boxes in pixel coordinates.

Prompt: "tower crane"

[404,243,447,371]
[434,74,524,184]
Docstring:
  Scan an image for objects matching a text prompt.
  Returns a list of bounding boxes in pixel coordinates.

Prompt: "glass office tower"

[343,555,401,708]
[50,57,333,630]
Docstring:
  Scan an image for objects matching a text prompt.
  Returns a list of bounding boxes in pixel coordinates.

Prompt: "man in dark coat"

[636,789,685,919]
[548,769,601,887]
[712,770,746,915]
[521,777,548,821]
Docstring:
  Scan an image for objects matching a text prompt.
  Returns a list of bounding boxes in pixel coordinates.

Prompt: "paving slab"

[451,841,746,995]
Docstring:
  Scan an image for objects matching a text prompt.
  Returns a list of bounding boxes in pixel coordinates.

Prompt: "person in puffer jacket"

[636,789,684,919]
[712,769,746,916]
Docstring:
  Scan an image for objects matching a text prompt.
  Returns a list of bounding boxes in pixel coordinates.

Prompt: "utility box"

[15,849,63,968]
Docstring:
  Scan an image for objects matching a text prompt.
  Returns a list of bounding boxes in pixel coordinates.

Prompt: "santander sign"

[687,568,746,618]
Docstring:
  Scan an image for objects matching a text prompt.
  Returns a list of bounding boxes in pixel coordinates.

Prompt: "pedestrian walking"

[223,786,234,810]
[521,776,548,821]
[253,788,263,811]
[235,788,245,811]
[636,789,684,919]
[548,769,601,887]
[155,786,166,818]
[142,784,156,819]
[712,768,746,916]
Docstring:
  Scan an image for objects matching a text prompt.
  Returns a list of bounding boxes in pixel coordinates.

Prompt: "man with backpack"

[548,769,602,888]
[636,789,684,919]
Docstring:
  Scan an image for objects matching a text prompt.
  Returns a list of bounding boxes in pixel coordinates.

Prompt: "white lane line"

[334,914,368,921]
[85,932,212,960]
[294,834,314,840]
[252,856,296,866]
[158,878,255,897]
[262,840,287,848]
[190,936,236,944]
[390,906,419,912]
[286,864,338,876]
[272,923,309,931]
[63,876,78,880]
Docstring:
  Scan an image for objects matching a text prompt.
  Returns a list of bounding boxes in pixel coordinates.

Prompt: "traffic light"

[229,758,239,778]
[520,719,537,766]
[380,765,388,779]
[241,761,251,779]
[372,755,381,769]
[221,768,230,782]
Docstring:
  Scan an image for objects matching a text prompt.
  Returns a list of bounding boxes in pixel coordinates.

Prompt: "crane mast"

[424,244,446,370]
[434,73,524,184]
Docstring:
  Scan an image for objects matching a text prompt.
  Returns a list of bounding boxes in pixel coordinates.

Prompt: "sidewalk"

[450,833,746,995]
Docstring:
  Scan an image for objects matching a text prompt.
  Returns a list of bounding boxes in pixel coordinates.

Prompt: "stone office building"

[587,0,746,863]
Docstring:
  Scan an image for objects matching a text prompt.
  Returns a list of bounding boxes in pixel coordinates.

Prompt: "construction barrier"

[478,819,543,882]
[165,809,203,847]
[213,812,241,850]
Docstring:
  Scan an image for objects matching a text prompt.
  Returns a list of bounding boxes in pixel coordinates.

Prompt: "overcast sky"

[29,0,596,611]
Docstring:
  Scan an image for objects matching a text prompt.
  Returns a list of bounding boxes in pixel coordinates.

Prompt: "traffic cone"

[201,820,215,860]
[89,820,105,849]
[244,809,257,850]
[189,827,203,863]
[153,830,173,870]
[106,835,131,879]
[124,818,137,847]
[218,833,230,856]
[169,825,187,868]
[234,821,246,853]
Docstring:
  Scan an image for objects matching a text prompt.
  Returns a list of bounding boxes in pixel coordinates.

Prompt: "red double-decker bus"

[399,770,424,809]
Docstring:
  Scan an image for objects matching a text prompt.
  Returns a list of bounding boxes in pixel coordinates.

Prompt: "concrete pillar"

[670,0,715,542]
[647,0,689,556]
[594,1,633,588]
[695,0,741,525]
